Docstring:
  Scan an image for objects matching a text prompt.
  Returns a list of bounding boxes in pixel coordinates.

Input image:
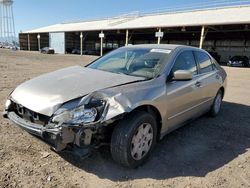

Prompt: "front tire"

[210,90,223,117]
[111,111,157,168]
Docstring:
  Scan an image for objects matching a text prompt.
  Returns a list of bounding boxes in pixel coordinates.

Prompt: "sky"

[13,0,246,34]
[13,0,203,33]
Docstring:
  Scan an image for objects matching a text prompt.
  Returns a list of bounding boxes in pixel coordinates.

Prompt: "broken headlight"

[52,97,107,125]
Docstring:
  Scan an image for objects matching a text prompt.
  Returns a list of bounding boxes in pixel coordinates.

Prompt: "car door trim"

[167,97,213,120]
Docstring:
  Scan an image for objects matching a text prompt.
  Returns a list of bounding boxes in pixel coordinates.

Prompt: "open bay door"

[49,32,65,54]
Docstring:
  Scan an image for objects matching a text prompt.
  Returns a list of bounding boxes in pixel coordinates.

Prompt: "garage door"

[49,32,65,54]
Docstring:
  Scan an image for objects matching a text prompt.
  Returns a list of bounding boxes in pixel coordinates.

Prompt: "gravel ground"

[0,49,249,188]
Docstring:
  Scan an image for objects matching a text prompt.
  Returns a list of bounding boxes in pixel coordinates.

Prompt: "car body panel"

[164,75,204,133]
[11,66,144,116]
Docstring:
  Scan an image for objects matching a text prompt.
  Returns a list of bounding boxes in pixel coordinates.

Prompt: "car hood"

[11,66,144,116]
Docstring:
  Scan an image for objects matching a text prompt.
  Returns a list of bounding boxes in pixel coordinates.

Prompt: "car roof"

[231,55,247,58]
[122,44,203,51]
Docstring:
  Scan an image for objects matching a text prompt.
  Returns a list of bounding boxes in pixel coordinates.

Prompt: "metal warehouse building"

[19,4,250,62]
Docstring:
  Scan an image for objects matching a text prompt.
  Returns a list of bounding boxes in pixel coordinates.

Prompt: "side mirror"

[172,70,193,81]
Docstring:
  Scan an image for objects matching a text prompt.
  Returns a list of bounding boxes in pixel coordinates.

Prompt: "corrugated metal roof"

[23,6,250,34]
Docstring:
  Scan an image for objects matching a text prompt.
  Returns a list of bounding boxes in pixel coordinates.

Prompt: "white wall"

[49,32,65,54]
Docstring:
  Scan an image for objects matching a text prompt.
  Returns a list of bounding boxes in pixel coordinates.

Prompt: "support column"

[157,28,162,44]
[28,34,30,51]
[125,29,129,46]
[100,31,104,56]
[199,26,205,49]
[80,32,83,56]
[37,34,40,51]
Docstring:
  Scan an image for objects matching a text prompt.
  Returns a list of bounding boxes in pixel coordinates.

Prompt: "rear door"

[194,51,220,107]
[164,50,204,132]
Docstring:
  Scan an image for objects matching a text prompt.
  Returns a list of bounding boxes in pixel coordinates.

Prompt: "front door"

[163,50,203,133]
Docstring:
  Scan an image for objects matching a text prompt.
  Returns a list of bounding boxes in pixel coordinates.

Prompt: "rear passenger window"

[172,51,197,75]
[195,51,213,74]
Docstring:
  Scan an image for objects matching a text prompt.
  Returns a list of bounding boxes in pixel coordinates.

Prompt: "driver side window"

[172,51,198,75]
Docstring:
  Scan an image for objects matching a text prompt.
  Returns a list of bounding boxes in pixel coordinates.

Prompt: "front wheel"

[210,90,223,117]
[110,111,157,168]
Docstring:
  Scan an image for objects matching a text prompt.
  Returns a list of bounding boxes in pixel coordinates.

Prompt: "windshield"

[87,48,171,79]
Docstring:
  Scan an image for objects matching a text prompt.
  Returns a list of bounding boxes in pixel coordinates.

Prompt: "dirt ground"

[0,49,249,188]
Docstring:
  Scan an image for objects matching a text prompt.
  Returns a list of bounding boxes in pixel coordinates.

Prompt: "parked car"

[82,49,97,55]
[72,48,81,54]
[11,46,19,51]
[40,47,55,54]
[66,48,73,54]
[3,44,227,168]
[227,56,250,67]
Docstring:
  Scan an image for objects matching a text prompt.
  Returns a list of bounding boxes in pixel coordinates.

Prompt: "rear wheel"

[110,111,157,168]
[210,90,223,117]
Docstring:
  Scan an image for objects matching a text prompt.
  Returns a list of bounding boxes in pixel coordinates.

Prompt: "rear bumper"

[4,111,94,153]
[227,62,244,67]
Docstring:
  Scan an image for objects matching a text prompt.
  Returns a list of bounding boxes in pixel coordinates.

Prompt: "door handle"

[195,81,201,87]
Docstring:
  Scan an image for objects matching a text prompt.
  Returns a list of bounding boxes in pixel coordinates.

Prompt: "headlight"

[52,96,107,125]
[5,99,11,109]
[52,105,97,124]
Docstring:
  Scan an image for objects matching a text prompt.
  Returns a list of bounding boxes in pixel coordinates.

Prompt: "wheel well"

[219,87,225,99]
[130,105,162,140]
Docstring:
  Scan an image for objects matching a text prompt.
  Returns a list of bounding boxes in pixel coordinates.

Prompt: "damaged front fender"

[80,91,134,124]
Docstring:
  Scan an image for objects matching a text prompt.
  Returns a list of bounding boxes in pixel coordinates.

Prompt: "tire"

[244,62,250,67]
[210,90,223,117]
[111,111,157,168]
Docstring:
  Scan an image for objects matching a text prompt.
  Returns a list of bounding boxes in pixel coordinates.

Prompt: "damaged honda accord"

[3,44,227,168]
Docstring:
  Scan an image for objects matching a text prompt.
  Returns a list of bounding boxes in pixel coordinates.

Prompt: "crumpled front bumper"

[7,111,47,137]
[4,111,94,154]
